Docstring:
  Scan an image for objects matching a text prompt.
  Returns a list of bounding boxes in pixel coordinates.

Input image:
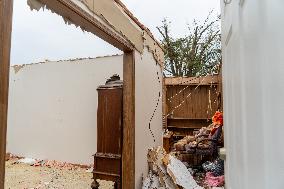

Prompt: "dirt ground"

[4,158,221,189]
[5,160,93,189]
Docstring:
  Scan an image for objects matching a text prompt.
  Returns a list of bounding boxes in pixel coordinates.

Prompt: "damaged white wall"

[25,1,164,188]
[7,55,123,165]
[135,50,163,189]
[221,0,284,189]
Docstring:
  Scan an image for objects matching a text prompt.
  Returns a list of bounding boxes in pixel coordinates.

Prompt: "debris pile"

[6,153,91,170]
[202,159,225,187]
[205,173,225,187]
[5,156,93,189]
[142,146,204,189]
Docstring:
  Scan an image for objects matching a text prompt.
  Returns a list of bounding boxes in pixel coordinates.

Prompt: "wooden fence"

[163,75,222,136]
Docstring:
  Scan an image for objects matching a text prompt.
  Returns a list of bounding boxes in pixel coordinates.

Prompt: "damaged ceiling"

[27,0,164,66]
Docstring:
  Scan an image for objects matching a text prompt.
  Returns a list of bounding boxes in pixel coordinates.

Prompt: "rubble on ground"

[5,157,92,189]
[5,153,117,189]
[6,153,91,170]
[96,179,115,189]
[142,146,204,189]
[18,157,37,165]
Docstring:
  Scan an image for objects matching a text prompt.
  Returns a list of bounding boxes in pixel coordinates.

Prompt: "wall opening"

[5,1,124,188]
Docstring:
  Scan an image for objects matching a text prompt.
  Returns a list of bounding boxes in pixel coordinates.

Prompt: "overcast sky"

[10,0,220,65]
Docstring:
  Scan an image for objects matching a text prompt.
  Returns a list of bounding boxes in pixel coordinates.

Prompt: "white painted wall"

[221,0,284,188]
[8,50,163,186]
[135,50,163,189]
[7,55,123,165]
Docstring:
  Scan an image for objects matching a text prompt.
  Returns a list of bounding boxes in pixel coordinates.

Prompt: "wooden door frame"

[0,0,135,188]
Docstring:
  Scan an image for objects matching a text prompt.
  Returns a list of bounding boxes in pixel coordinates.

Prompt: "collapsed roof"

[27,0,164,66]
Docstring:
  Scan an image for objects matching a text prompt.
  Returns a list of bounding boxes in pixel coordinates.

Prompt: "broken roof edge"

[76,0,164,63]
[113,0,164,51]
[29,0,136,51]
[11,54,123,72]
[27,0,164,66]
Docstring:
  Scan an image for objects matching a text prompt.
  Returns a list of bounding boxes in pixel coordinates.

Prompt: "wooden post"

[122,51,135,189]
[217,66,223,111]
[0,0,13,187]
[162,77,168,130]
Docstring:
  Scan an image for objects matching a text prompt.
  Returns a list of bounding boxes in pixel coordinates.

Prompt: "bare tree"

[157,12,221,77]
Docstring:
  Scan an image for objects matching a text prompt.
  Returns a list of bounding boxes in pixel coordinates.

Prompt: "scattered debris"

[86,167,94,173]
[166,155,203,189]
[202,159,224,177]
[6,153,92,171]
[143,146,204,189]
[18,158,37,165]
[5,158,92,189]
[96,179,115,189]
[5,153,11,161]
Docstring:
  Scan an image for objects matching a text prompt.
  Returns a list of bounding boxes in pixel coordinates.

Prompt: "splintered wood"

[143,147,203,189]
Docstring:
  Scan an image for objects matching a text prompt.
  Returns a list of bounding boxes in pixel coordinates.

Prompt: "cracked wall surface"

[135,50,163,189]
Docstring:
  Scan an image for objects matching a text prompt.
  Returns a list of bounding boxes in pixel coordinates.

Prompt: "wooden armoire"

[92,75,123,189]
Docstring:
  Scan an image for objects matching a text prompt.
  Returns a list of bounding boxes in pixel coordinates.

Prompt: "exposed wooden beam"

[122,51,135,189]
[0,0,13,187]
[38,0,134,52]
[165,75,220,86]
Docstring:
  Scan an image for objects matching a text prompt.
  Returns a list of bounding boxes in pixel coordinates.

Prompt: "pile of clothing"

[174,111,224,152]
[174,135,196,151]
[203,158,225,187]
[174,124,216,152]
